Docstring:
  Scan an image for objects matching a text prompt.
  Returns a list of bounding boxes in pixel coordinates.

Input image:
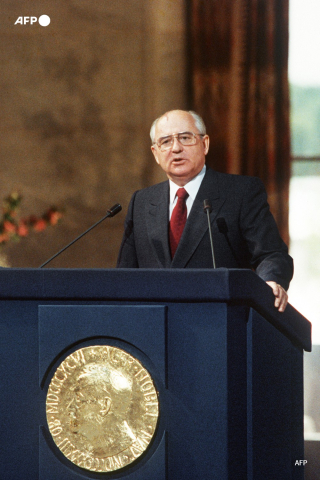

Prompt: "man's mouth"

[171,157,185,163]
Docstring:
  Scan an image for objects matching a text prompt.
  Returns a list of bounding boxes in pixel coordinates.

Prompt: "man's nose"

[171,135,183,152]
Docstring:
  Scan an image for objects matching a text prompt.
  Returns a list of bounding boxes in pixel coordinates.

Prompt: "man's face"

[151,110,209,186]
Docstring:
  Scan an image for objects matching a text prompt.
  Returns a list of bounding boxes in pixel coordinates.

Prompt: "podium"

[0,268,311,480]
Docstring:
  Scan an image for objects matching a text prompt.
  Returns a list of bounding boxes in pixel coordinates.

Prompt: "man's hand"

[266,281,288,312]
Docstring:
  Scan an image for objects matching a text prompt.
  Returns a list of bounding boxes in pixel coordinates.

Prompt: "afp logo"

[14,15,51,27]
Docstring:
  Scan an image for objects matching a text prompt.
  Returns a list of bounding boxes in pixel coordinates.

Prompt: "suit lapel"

[171,168,226,268]
[146,181,172,268]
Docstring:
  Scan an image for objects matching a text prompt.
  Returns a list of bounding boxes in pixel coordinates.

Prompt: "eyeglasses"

[154,131,205,151]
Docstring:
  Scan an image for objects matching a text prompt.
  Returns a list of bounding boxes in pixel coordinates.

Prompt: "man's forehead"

[156,110,196,134]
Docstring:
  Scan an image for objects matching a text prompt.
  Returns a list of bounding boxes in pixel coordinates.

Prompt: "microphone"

[203,199,216,269]
[39,203,122,268]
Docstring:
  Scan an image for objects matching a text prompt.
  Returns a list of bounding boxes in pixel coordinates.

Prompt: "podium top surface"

[0,267,311,351]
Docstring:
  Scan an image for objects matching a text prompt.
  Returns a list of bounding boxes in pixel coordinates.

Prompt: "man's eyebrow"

[159,131,191,138]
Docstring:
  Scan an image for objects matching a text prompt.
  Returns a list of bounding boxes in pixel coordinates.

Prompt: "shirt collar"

[169,165,206,204]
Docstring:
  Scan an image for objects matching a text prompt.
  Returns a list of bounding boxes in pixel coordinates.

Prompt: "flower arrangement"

[0,192,63,249]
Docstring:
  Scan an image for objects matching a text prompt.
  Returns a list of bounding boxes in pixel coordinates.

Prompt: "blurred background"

[0,0,319,477]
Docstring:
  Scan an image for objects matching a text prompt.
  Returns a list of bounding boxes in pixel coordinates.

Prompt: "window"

[289,0,320,439]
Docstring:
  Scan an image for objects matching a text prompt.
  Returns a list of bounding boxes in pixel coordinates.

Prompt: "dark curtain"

[188,0,290,244]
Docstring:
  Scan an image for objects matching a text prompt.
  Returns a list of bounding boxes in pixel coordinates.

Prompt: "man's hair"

[150,110,207,144]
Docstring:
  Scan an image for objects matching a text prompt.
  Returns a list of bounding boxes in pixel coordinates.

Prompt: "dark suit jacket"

[117,168,293,290]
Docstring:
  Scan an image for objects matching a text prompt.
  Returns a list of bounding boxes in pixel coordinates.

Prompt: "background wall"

[0,0,187,267]
[0,0,291,267]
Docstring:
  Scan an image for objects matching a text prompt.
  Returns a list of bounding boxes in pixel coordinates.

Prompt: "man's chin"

[169,164,190,176]
[168,170,194,186]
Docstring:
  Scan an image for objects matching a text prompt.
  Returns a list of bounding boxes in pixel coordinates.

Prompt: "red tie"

[169,187,189,257]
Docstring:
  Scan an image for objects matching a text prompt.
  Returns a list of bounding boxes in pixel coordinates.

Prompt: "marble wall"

[0,0,187,267]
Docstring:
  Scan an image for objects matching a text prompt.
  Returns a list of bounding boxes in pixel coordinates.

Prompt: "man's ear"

[151,145,160,165]
[203,135,210,155]
[100,397,112,417]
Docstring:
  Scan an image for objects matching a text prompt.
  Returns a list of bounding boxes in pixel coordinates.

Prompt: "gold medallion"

[46,346,159,472]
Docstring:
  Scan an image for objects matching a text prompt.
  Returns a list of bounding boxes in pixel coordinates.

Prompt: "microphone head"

[107,203,122,217]
[203,199,212,213]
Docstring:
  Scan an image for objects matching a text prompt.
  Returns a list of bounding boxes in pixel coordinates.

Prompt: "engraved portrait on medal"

[46,345,159,472]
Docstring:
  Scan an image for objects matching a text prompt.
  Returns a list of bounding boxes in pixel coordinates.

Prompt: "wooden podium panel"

[0,269,311,480]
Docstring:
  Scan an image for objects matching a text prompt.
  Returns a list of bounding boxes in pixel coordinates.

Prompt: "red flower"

[33,219,47,232]
[47,210,62,225]
[17,222,29,237]
[1,193,64,249]
[0,233,9,243]
[3,220,16,234]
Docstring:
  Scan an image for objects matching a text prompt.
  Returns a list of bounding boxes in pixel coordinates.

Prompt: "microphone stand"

[203,199,216,269]
[39,203,122,268]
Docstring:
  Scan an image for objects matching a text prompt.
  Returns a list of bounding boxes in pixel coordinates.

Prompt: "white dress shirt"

[169,165,206,219]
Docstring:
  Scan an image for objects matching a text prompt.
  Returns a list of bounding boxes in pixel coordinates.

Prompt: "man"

[67,362,135,456]
[117,110,293,312]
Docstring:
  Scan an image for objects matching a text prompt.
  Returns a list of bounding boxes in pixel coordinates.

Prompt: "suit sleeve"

[116,191,139,268]
[239,177,293,290]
